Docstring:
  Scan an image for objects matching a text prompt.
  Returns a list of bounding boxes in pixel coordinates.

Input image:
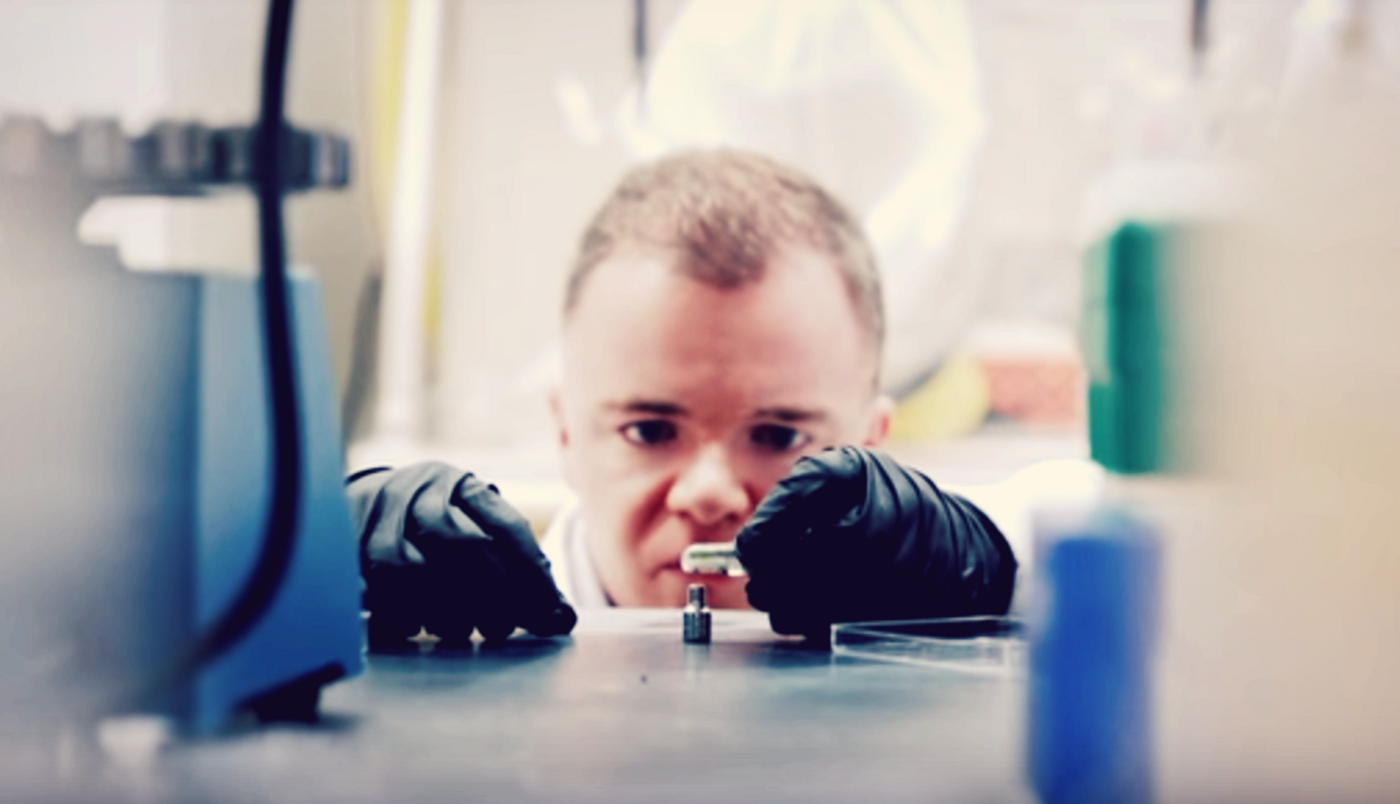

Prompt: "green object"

[1082,223,1171,474]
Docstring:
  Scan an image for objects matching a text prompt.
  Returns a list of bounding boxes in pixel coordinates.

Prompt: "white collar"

[540,497,612,609]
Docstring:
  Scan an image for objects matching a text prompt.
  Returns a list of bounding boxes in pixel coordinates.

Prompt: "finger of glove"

[857,450,943,565]
[353,463,520,645]
[738,447,888,615]
[364,564,440,650]
[454,476,575,636]
[396,472,536,641]
[734,447,866,577]
[523,603,578,637]
[417,478,573,641]
[455,540,517,642]
[768,610,830,642]
[463,550,575,639]
[408,466,491,555]
[827,451,1017,620]
[739,542,835,616]
[477,619,516,643]
[915,491,1017,616]
[350,465,440,568]
[809,451,958,621]
[420,541,505,645]
[858,450,994,593]
[385,473,493,642]
[743,448,930,625]
[743,548,850,620]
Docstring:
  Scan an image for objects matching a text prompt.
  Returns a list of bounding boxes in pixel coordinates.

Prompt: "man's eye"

[750,423,809,452]
[621,420,678,446]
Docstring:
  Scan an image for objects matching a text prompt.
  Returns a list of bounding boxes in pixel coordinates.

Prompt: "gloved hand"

[347,462,577,650]
[736,446,1016,640]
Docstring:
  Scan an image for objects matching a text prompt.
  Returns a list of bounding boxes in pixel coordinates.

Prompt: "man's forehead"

[570,239,833,308]
[568,243,855,331]
[561,242,880,402]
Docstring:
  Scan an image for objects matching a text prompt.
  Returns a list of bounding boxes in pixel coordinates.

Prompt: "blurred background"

[0,1,1319,482]
[0,0,1295,486]
[4,1,1400,801]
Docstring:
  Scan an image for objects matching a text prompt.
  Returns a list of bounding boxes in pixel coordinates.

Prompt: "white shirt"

[539,497,612,609]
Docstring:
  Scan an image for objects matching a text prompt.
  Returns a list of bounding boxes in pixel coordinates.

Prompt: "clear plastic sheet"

[831,616,1025,675]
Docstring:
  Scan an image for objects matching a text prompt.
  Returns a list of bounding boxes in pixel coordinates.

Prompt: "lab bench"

[37,609,1033,804]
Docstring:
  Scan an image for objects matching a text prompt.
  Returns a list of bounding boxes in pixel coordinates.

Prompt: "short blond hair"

[564,149,884,360]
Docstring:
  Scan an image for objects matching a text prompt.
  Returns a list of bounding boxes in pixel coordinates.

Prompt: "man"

[349,149,1014,647]
[541,149,892,612]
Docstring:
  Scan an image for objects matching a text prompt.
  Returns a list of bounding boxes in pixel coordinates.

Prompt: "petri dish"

[831,616,1026,675]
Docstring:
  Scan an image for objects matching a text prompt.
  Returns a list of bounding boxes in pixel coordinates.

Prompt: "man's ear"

[550,386,580,491]
[548,386,569,449]
[863,394,895,447]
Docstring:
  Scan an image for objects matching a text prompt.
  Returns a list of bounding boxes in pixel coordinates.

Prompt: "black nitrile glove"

[736,446,1016,640]
[347,462,577,650]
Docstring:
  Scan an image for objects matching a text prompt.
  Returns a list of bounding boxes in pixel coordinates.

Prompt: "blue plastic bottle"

[1029,508,1159,804]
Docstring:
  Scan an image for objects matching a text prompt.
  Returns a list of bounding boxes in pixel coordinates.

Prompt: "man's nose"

[667,443,751,529]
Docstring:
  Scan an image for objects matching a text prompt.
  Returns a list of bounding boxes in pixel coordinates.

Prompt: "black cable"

[187,0,303,671]
[1190,0,1210,74]
[633,0,648,80]
[634,0,648,112]
[132,0,302,706]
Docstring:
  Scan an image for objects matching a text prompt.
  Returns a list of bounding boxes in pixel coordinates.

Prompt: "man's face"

[554,243,891,608]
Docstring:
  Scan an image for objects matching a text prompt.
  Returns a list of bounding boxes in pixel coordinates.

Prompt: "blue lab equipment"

[0,114,361,732]
[194,274,364,730]
[1029,508,1160,804]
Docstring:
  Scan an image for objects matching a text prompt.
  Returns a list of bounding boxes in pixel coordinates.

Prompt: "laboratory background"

[1,0,1399,802]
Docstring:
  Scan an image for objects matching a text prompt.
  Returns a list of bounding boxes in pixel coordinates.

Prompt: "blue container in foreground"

[192,275,364,732]
[0,116,363,737]
[1029,508,1159,804]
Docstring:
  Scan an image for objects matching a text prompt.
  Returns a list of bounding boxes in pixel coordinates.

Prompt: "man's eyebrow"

[753,406,827,423]
[605,399,689,416]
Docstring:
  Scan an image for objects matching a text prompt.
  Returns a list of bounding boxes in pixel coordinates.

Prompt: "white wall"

[434,0,688,446]
[0,0,1305,453]
[426,0,1302,448]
